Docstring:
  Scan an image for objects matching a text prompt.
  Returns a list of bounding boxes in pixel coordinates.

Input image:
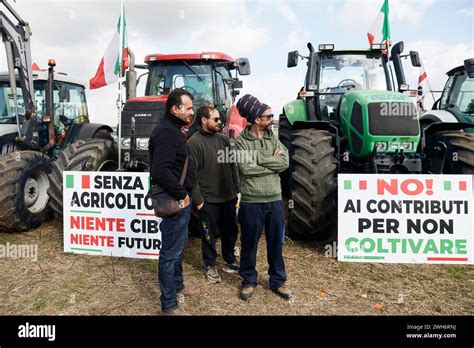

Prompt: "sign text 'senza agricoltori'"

[63,172,161,259]
[338,174,473,264]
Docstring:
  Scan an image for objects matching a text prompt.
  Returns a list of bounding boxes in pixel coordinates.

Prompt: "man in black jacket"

[149,88,198,315]
[189,105,240,284]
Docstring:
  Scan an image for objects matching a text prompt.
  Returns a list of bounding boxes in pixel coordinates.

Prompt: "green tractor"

[279,42,474,239]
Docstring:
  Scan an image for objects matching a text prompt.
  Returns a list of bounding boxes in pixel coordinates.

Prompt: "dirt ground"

[0,220,472,316]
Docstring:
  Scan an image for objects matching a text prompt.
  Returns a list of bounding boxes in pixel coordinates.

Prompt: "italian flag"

[417,62,432,104]
[367,0,391,46]
[89,3,128,89]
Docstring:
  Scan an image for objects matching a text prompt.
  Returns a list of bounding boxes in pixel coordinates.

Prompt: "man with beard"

[189,105,240,284]
[149,88,199,315]
[235,94,293,301]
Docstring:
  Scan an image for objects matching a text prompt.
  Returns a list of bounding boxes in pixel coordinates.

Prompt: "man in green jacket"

[235,94,293,301]
[189,105,240,284]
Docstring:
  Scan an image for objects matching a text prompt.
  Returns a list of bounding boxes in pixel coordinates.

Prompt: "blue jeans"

[158,202,191,312]
[238,200,287,290]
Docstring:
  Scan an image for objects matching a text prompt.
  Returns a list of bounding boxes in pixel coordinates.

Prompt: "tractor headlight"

[400,142,413,151]
[137,138,149,150]
[121,138,130,150]
[375,142,387,151]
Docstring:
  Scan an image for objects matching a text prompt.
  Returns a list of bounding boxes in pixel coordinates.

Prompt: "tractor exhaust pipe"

[391,41,406,92]
[306,42,317,121]
[41,59,56,153]
[125,48,137,100]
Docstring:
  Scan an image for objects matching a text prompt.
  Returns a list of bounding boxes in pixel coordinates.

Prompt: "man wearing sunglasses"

[235,94,292,302]
[188,105,240,284]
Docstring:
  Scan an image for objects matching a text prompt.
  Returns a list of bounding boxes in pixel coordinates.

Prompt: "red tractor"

[121,51,251,171]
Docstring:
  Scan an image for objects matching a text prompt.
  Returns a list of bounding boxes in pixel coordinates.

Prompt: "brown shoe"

[177,286,202,298]
[240,286,255,301]
[161,308,189,316]
[272,285,293,300]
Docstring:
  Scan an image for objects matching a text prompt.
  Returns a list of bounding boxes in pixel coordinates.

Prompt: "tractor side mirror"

[236,58,251,76]
[287,50,299,68]
[410,51,421,67]
[464,58,474,78]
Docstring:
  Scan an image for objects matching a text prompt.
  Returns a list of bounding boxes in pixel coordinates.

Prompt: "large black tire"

[0,151,52,232]
[48,139,118,220]
[288,129,337,240]
[427,131,474,174]
[278,113,292,197]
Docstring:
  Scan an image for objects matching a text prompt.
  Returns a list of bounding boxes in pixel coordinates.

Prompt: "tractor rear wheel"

[278,113,292,197]
[427,131,474,174]
[48,139,118,221]
[0,151,52,232]
[288,129,337,240]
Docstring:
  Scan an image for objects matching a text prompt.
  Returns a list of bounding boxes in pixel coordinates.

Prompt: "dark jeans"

[158,202,192,312]
[198,197,238,267]
[238,200,287,290]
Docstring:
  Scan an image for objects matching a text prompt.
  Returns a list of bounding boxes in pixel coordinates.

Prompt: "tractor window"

[318,54,387,119]
[0,83,25,123]
[53,83,88,125]
[0,82,47,123]
[448,73,474,115]
[440,75,454,108]
[214,66,230,109]
[147,62,213,105]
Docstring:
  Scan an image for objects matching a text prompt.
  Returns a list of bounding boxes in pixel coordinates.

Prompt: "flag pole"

[117,0,125,170]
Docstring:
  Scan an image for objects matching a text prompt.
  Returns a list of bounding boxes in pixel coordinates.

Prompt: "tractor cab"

[0,70,90,154]
[435,60,474,125]
[304,47,392,124]
[284,42,422,159]
[121,52,250,171]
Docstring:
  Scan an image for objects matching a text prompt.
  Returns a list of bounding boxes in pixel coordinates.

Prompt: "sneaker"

[240,285,254,301]
[271,285,293,301]
[204,265,221,284]
[222,261,239,274]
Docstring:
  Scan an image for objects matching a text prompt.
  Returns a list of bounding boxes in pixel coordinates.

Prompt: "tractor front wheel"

[278,113,292,197]
[0,151,52,232]
[288,129,337,240]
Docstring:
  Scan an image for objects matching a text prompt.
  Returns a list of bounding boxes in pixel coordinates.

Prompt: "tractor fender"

[71,123,113,142]
[292,120,339,135]
[283,99,308,125]
[420,110,459,125]
[423,121,474,138]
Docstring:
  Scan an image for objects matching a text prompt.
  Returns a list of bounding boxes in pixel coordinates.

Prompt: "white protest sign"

[63,171,161,259]
[338,174,473,264]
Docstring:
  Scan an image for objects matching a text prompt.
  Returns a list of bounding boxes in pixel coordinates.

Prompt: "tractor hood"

[339,90,420,156]
[0,124,19,137]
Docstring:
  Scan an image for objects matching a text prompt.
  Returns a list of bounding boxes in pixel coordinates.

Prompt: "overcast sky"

[1,0,473,127]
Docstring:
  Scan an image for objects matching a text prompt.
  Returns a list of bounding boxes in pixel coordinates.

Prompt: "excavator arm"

[0,0,38,149]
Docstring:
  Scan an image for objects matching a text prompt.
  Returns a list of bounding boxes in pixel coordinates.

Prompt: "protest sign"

[63,171,160,259]
[338,174,473,264]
